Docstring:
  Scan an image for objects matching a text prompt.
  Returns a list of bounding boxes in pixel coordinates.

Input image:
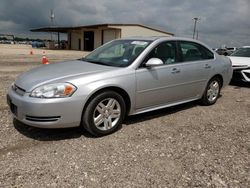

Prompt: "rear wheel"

[201,77,221,105]
[82,91,126,136]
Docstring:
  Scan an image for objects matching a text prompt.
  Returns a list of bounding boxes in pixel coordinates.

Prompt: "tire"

[82,90,126,137]
[201,77,221,105]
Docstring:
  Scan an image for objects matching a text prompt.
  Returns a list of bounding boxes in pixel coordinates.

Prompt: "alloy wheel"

[207,80,220,102]
[93,98,121,131]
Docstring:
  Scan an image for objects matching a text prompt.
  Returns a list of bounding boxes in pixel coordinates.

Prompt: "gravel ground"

[0,44,249,187]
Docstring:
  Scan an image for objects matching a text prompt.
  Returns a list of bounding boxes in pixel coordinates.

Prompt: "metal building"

[31,23,174,51]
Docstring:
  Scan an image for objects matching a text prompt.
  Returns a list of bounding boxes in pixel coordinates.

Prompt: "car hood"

[15,60,116,92]
[229,56,250,68]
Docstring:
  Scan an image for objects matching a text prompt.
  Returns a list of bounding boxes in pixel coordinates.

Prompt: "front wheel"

[82,91,126,136]
[201,77,221,105]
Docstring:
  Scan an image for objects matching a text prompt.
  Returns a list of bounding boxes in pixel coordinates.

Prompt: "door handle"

[171,68,181,74]
[205,64,211,69]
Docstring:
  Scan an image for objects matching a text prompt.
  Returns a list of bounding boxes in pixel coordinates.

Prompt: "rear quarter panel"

[213,54,233,87]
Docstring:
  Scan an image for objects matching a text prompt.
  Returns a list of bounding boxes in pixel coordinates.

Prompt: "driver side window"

[142,41,176,66]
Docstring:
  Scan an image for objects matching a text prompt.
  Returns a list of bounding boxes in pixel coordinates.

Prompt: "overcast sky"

[0,0,249,47]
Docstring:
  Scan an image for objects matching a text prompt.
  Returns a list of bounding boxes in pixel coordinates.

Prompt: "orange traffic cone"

[42,51,49,64]
[29,49,33,55]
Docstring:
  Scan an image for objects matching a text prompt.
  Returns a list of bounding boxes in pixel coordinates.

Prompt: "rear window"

[180,41,214,62]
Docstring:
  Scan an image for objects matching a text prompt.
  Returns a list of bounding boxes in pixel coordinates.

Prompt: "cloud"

[0,0,249,47]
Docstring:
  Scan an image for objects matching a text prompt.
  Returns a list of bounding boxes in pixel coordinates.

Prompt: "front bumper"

[7,86,85,128]
[232,68,250,82]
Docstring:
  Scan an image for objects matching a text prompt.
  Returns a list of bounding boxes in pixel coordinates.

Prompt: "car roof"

[119,36,213,51]
[118,36,166,41]
[120,36,205,43]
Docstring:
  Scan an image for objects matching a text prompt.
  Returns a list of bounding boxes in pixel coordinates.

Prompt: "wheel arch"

[82,86,132,117]
[210,74,224,87]
[200,74,224,106]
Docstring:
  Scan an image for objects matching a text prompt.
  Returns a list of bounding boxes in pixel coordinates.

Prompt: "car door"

[135,40,214,110]
[177,41,214,97]
[135,41,183,109]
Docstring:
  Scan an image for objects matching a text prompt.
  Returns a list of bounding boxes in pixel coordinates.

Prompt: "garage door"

[103,30,117,44]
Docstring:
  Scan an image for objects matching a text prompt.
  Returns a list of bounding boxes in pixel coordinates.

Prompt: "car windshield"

[82,39,151,67]
[231,47,250,57]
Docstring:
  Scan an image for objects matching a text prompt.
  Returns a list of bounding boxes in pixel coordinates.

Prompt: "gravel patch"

[0,45,249,187]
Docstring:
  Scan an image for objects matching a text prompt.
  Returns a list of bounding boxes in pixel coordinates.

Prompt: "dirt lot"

[0,44,249,187]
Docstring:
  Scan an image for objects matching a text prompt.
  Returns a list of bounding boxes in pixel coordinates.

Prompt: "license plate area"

[7,95,18,116]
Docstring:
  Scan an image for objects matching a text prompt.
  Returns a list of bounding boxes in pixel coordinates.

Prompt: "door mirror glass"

[145,58,164,67]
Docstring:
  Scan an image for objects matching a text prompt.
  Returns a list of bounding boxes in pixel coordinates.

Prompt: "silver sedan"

[7,37,233,136]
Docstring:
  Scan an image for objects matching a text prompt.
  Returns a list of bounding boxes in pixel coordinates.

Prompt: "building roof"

[30,23,174,36]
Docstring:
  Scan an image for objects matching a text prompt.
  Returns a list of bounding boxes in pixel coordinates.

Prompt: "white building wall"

[71,30,82,50]
[102,29,121,44]
[110,26,172,38]
[94,29,102,49]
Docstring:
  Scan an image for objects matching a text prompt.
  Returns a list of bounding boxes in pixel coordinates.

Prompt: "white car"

[229,46,250,82]
[226,47,238,55]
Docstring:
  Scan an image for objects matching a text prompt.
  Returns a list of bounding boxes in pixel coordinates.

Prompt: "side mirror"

[145,58,163,67]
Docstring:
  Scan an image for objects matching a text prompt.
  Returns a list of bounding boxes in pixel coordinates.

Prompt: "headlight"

[30,83,77,98]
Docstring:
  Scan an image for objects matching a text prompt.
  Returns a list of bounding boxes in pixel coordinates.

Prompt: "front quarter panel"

[68,68,136,115]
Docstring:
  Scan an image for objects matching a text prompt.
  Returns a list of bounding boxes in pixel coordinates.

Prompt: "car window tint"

[144,42,176,65]
[180,41,214,62]
[84,40,151,67]
[98,43,125,59]
[201,45,214,59]
[231,47,250,57]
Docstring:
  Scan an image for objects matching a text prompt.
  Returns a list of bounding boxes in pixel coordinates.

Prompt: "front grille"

[12,84,26,96]
[26,115,61,122]
[244,72,250,79]
[232,71,244,81]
